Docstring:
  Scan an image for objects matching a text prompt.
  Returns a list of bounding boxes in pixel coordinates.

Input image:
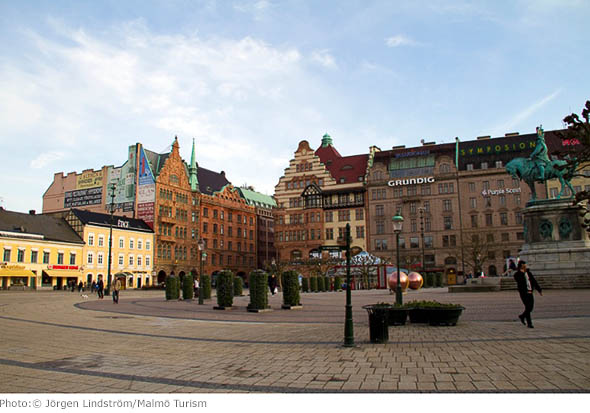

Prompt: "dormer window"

[339,178,345,183]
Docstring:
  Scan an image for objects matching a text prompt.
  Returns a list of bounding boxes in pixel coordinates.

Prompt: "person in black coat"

[513,261,542,328]
[268,273,277,295]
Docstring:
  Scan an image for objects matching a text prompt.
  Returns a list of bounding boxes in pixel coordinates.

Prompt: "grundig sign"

[387,177,435,187]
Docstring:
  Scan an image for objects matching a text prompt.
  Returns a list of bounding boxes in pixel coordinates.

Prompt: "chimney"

[29,210,36,215]
[392,145,406,149]
[505,132,519,137]
[477,135,491,140]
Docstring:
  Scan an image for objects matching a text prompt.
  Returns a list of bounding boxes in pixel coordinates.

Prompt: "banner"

[64,187,103,208]
[76,170,103,190]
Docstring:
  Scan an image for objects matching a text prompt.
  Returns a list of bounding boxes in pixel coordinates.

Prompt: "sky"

[1,0,589,213]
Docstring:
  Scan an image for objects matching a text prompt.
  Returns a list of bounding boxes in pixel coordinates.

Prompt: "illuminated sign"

[387,177,435,187]
[395,150,430,158]
[481,188,521,196]
[117,219,129,228]
[48,265,80,270]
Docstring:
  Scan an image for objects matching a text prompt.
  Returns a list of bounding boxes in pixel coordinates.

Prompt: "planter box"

[281,305,303,310]
[427,307,464,326]
[363,305,390,343]
[247,307,273,313]
[409,308,430,324]
[388,308,409,326]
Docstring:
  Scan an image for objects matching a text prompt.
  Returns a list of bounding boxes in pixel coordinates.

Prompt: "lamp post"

[198,239,206,305]
[343,223,354,347]
[105,183,116,296]
[419,207,425,272]
[392,213,404,306]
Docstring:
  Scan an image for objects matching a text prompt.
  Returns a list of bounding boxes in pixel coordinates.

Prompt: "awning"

[0,268,36,277]
[43,269,83,278]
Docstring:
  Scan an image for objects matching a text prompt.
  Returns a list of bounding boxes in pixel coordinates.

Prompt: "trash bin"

[363,305,390,343]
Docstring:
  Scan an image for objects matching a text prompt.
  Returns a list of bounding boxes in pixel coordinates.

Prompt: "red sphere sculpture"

[408,272,424,290]
[388,271,409,291]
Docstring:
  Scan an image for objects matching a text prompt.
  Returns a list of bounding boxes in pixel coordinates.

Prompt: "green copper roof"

[237,187,277,209]
[321,133,333,147]
[189,138,199,192]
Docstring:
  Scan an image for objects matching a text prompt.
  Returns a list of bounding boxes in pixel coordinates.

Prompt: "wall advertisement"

[76,170,103,190]
[64,187,103,208]
[136,147,156,228]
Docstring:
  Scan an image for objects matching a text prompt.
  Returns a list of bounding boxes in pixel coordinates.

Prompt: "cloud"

[311,50,337,69]
[385,34,418,48]
[29,151,66,169]
[494,89,562,133]
[233,0,272,20]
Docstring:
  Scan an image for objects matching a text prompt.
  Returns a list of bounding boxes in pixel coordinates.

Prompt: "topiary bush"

[201,274,211,299]
[435,272,443,287]
[324,276,330,292]
[165,275,180,300]
[281,270,301,307]
[234,276,244,297]
[334,276,342,291]
[317,276,325,292]
[310,276,318,292]
[301,277,309,293]
[247,270,269,311]
[216,270,234,308]
[425,272,434,288]
[182,273,194,300]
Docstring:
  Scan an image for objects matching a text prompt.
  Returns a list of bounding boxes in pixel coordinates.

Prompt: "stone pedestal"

[519,199,590,286]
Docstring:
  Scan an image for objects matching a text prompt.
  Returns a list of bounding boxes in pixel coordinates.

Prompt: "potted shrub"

[317,276,325,292]
[182,273,194,300]
[234,276,244,297]
[201,274,211,300]
[406,300,465,326]
[165,275,179,300]
[281,270,302,309]
[388,303,411,326]
[334,276,343,292]
[323,276,330,292]
[310,276,318,292]
[362,303,390,343]
[301,277,309,293]
[247,270,271,312]
[214,270,234,310]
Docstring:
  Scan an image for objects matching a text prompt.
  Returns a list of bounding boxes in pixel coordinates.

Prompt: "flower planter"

[388,307,410,326]
[409,308,430,324]
[427,307,465,326]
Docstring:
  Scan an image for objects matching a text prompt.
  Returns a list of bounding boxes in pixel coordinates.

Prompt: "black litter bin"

[363,305,390,343]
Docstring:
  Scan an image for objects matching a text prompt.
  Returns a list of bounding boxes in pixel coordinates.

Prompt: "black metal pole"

[198,252,204,305]
[105,184,115,296]
[343,223,354,347]
[396,231,402,305]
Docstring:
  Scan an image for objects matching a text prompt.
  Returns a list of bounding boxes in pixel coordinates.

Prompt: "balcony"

[158,215,176,224]
[158,234,176,243]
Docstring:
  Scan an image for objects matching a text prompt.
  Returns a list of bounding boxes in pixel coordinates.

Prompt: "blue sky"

[1,0,589,213]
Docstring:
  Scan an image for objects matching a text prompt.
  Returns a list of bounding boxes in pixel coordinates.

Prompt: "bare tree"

[461,232,495,276]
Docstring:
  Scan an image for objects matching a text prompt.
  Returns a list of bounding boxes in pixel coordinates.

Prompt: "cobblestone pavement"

[1,288,589,393]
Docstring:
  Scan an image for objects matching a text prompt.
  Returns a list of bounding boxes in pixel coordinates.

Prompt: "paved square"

[1,288,589,392]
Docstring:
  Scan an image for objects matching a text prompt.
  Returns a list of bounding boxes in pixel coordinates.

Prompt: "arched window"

[488,265,497,276]
[440,163,451,173]
[444,256,457,265]
[291,250,302,260]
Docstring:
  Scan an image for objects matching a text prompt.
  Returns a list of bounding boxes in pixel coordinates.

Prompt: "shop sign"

[48,265,79,270]
[117,219,130,228]
[481,188,521,196]
[460,139,536,157]
[395,150,430,158]
[76,170,103,190]
[387,176,435,187]
[64,187,103,208]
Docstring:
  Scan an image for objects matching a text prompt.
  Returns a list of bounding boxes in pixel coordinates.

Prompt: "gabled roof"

[237,187,277,209]
[0,209,84,244]
[314,135,368,184]
[143,148,170,177]
[70,209,153,232]
[198,167,231,195]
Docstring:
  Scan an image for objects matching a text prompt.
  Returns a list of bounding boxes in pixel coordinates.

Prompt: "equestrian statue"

[505,125,577,201]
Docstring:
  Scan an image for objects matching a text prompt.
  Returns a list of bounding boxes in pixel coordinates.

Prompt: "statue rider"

[529,125,551,181]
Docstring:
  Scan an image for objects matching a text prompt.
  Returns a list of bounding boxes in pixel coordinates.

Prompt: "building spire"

[321,133,333,147]
[189,138,199,192]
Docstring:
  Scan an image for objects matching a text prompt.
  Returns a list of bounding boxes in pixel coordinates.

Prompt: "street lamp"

[197,238,206,305]
[343,223,354,347]
[419,207,425,272]
[392,213,404,306]
[105,183,116,296]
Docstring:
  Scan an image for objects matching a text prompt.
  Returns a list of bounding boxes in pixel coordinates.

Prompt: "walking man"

[97,275,104,299]
[112,276,121,304]
[513,261,542,328]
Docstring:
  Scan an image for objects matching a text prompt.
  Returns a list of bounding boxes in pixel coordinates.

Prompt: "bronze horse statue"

[505,157,577,201]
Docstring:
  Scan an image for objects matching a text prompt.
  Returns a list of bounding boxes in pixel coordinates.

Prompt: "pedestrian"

[194,277,199,297]
[513,261,542,328]
[78,281,83,292]
[268,273,277,295]
[96,276,104,299]
[112,276,121,304]
[91,281,96,293]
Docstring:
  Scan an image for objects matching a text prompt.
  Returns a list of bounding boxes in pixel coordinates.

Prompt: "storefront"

[0,265,36,290]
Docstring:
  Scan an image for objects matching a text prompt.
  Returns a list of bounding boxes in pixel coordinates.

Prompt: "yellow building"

[63,209,155,289]
[0,208,84,290]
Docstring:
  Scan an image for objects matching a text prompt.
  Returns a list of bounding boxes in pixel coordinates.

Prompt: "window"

[443,199,452,212]
[516,232,524,240]
[88,234,94,246]
[500,212,508,225]
[137,256,142,267]
[497,179,505,188]
[409,202,417,214]
[483,181,490,190]
[203,208,208,217]
[444,217,452,230]
[486,214,493,226]
[87,253,93,264]
[515,194,521,205]
[3,248,11,262]
[129,255,134,266]
[146,241,150,250]
[421,185,431,196]
[213,209,218,219]
[326,228,334,240]
[69,253,76,265]
[495,161,503,168]
[119,255,124,266]
[438,183,454,194]
[469,182,476,192]
[375,205,384,216]
[325,211,333,222]
[486,234,494,243]
[31,250,38,263]
[375,239,388,251]
[57,253,64,265]
[98,236,104,247]
[515,212,523,225]
[376,220,385,235]
[145,256,150,267]
[129,239,134,249]
[407,185,417,196]
[423,201,430,213]
[137,240,142,250]
[356,226,365,239]
[501,233,509,242]
[440,163,451,173]
[43,251,50,264]
[467,164,474,171]
[411,219,417,232]
[425,217,431,232]
[203,222,208,233]
[424,236,433,248]
[549,188,559,198]
[481,162,488,170]
[97,253,103,265]
[471,215,478,228]
[17,249,24,263]
[410,237,419,248]
[499,195,506,206]
[356,209,364,220]
[119,238,124,248]
[488,251,495,260]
